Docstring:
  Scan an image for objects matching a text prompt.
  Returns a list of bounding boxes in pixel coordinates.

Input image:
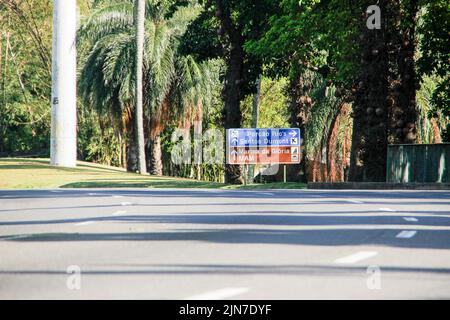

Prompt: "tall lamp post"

[50,0,77,167]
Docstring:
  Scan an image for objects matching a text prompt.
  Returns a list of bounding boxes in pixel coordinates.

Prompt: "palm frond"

[78,2,134,44]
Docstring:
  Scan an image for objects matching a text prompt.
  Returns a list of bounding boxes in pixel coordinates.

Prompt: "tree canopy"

[1,0,448,183]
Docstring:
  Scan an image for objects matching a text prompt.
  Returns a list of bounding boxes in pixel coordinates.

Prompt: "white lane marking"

[112,210,127,216]
[0,234,31,241]
[403,217,418,222]
[186,287,249,300]
[112,195,124,198]
[347,200,364,204]
[50,190,62,193]
[396,230,417,238]
[334,251,378,264]
[75,221,97,226]
[379,208,397,212]
[120,202,133,206]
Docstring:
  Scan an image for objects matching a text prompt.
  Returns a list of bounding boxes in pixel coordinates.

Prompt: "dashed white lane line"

[186,287,249,300]
[347,200,364,204]
[120,202,133,206]
[334,251,378,264]
[396,230,417,238]
[403,217,418,222]
[378,208,397,212]
[75,221,97,226]
[0,234,31,241]
[112,210,127,216]
[112,195,124,198]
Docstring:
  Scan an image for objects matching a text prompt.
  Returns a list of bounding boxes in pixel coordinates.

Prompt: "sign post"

[226,128,301,181]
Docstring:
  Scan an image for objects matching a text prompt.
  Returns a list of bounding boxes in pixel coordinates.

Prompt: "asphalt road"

[0,188,449,299]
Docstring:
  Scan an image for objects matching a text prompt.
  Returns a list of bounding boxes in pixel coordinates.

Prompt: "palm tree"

[78,0,206,174]
[135,0,147,174]
[166,56,219,178]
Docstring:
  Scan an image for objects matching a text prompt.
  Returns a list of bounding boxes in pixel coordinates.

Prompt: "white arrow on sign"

[289,130,298,137]
[231,150,238,161]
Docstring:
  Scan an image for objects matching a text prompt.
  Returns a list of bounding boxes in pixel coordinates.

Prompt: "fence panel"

[387,144,450,183]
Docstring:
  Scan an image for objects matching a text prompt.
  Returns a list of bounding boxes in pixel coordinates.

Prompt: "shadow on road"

[1,189,449,250]
[1,228,450,249]
[1,264,450,276]
[1,212,450,226]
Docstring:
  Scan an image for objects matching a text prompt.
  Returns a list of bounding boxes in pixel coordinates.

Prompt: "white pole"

[50,0,77,167]
[135,0,147,174]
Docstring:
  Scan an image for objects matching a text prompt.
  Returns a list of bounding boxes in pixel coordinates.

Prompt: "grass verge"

[0,158,306,190]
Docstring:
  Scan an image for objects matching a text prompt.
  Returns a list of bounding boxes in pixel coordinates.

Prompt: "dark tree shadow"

[1,228,450,249]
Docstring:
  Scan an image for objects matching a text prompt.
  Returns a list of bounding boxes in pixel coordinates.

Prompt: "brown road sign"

[228,146,301,165]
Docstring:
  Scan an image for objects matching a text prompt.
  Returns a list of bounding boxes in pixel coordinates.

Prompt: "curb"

[307,182,450,190]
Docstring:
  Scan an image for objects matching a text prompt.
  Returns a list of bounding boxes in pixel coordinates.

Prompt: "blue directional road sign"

[226,128,301,165]
[227,128,301,147]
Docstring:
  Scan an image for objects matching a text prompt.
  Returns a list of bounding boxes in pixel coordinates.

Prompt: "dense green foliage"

[1,0,448,183]
[0,0,51,155]
[417,0,449,121]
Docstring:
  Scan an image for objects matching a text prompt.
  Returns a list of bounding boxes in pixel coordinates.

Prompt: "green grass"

[0,158,306,190]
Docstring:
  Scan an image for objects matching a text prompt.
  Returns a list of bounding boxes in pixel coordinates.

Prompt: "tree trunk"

[326,106,341,182]
[118,131,123,167]
[349,0,389,182]
[148,134,163,176]
[249,75,261,182]
[127,133,138,172]
[387,0,419,144]
[134,0,147,175]
[223,53,244,184]
[124,106,137,172]
[287,74,307,182]
[122,135,127,169]
[252,75,261,128]
[194,119,203,180]
[215,1,244,184]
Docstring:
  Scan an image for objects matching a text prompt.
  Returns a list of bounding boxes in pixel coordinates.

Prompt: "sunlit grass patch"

[0,158,306,190]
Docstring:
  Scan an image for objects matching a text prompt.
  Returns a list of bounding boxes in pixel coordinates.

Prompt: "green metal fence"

[386,144,450,183]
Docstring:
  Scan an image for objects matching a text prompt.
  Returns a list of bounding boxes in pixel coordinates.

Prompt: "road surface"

[0,188,449,299]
